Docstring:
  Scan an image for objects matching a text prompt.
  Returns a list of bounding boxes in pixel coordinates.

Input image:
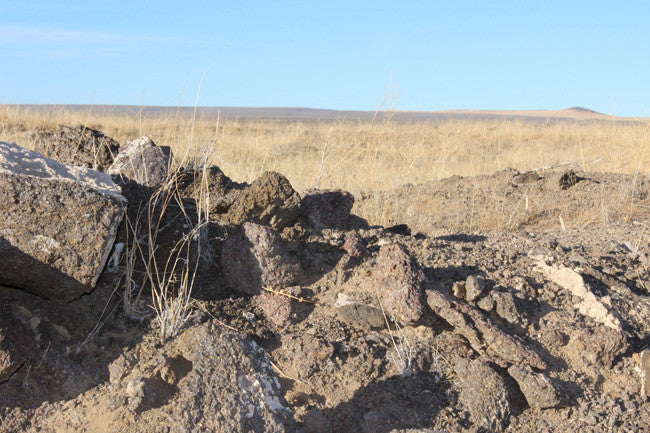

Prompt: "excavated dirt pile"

[0,127,649,433]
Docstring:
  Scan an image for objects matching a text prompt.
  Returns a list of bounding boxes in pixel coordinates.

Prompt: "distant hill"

[3,104,643,124]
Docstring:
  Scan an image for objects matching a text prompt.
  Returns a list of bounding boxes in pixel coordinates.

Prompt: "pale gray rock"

[0,141,126,300]
[108,135,171,187]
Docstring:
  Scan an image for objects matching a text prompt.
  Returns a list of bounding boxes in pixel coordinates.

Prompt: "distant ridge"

[2,104,643,124]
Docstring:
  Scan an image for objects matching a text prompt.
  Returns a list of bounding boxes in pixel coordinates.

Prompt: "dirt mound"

[354,168,649,234]
[1,139,649,432]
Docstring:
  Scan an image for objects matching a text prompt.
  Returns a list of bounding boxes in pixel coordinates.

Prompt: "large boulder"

[31,125,120,171]
[108,136,171,187]
[225,171,301,230]
[0,142,126,300]
[299,188,354,230]
[221,222,302,295]
[371,243,426,323]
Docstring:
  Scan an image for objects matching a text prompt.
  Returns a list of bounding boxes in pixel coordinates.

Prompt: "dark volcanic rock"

[108,136,171,187]
[299,188,354,230]
[178,165,247,215]
[507,365,563,410]
[221,223,302,295]
[372,243,426,323]
[0,303,35,383]
[454,358,512,431]
[31,124,120,171]
[225,171,301,229]
[0,141,126,300]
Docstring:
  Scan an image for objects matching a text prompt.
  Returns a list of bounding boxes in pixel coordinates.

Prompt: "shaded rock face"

[31,125,120,171]
[454,358,512,431]
[299,189,354,230]
[507,365,563,410]
[0,142,126,300]
[108,136,171,188]
[221,223,302,295]
[372,243,425,323]
[178,165,247,215]
[0,303,35,383]
[226,171,301,230]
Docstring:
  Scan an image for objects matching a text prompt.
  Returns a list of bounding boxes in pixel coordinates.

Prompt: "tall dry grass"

[1,105,648,195]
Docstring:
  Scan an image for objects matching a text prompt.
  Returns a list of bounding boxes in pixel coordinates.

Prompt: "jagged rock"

[426,289,546,370]
[170,323,298,432]
[535,258,622,330]
[108,136,171,187]
[507,365,563,410]
[465,275,487,302]
[178,165,247,215]
[299,189,354,230]
[372,243,426,323]
[30,124,120,171]
[454,358,511,431]
[0,303,35,383]
[492,290,530,329]
[0,142,126,300]
[225,171,301,229]
[342,233,367,258]
[221,223,302,295]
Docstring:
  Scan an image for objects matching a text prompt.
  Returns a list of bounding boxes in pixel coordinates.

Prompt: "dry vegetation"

[1,104,648,229]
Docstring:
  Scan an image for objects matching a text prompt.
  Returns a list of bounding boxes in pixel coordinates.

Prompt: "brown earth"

[1,160,649,432]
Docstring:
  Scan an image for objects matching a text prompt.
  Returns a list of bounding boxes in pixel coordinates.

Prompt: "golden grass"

[1,104,648,195]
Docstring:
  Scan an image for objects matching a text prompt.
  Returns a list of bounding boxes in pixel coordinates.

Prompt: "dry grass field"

[1,104,648,231]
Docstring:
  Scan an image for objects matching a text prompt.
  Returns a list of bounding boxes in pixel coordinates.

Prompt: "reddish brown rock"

[221,223,302,295]
[299,189,354,230]
[372,243,426,323]
[342,233,367,258]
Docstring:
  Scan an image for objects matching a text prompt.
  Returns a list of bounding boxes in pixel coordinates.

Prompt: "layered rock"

[0,141,126,300]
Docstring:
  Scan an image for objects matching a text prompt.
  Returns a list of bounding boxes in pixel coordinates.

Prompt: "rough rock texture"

[107,136,171,187]
[221,223,302,295]
[565,326,628,370]
[0,303,35,383]
[178,165,247,215]
[372,243,426,323]
[254,287,313,328]
[426,289,547,370]
[454,358,511,431]
[226,171,301,229]
[465,275,486,302]
[170,324,298,433]
[507,365,563,410]
[342,232,367,258]
[0,142,126,300]
[299,189,354,230]
[31,125,120,171]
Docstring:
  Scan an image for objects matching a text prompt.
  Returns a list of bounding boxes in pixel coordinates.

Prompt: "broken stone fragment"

[372,243,426,324]
[465,275,487,302]
[108,135,172,187]
[565,326,628,370]
[507,365,563,410]
[454,357,512,431]
[0,303,36,383]
[334,292,386,329]
[426,289,547,370]
[299,188,354,230]
[220,222,302,295]
[30,124,120,171]
[0,141,126,300]
[225,171,301,230]
[254,286,312,327]
[634,349,650,399]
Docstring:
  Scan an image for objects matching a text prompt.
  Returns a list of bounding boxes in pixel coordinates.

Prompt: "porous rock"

[465,275,487,302]
[108,136,171,187]
[170,323,298,432]
[178,165,247,215]
[254,286,312,327]
[565,326,628,370]
[454,358,512,431]
[372,243,426,323]
[507,365,563,410]
[0,303,35,383]
[299,188,354,230]
[31,124,120,171]
[0,141,126,300]
[225,171,301,229]
[221,222,302,295]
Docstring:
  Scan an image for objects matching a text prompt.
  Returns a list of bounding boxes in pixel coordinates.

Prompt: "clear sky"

[1,1,648,116]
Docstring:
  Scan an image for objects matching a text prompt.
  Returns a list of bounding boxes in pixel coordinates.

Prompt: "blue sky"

[1,1,648,116]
